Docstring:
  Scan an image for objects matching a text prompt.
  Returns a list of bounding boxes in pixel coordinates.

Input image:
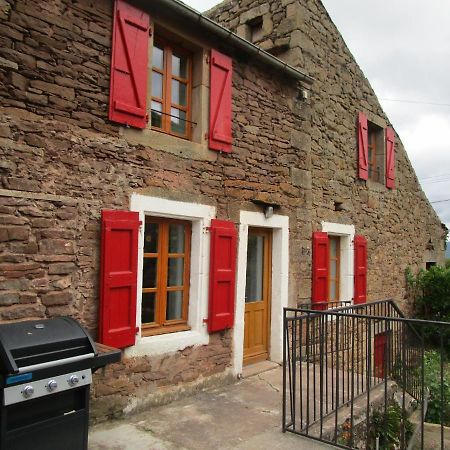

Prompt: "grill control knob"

[46,380,58,392]
[22,385,34,398]
[68,375,79,386]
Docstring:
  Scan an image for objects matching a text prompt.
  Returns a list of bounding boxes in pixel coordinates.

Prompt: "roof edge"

[148,0,314,85]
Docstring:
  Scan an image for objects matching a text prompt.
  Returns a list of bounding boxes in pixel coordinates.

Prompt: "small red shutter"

[354,235,367,304]
[385,127,395,189]
[358,112,369,180]
[99,210,140,348]
[312,232,329,310]
[209,49,233,153]
[208,219,237,332]
[374,333,387,378]
[109,0,150,129]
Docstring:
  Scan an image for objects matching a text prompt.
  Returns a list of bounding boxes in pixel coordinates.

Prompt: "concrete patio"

[88,365,334,449]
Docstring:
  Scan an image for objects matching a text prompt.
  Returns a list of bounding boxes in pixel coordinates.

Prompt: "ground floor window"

[328,236,340,302]
[141,217,191,336]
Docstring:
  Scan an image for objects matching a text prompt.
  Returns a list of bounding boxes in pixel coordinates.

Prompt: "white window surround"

[234,211,289,376]
[125,194,215,357]
[321,222,355,304]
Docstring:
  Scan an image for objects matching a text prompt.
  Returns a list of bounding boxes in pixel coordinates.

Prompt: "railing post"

[282,308,286,433]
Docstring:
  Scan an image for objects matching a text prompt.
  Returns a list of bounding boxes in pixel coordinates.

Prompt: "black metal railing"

[282,300,450,449]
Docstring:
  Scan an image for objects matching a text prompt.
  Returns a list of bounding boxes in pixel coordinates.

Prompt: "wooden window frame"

[367,122,384,183]
[142,217,191,337]
[151,36,193,140]
[328,236,340,302]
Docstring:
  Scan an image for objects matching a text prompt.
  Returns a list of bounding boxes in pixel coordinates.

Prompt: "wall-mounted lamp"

[252,199,280,220]
[264,206,274,219]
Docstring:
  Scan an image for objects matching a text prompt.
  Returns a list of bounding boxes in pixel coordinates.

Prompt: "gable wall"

[208,0,446,311]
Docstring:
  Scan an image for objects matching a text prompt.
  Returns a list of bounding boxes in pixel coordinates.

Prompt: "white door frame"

[233,211,289,376]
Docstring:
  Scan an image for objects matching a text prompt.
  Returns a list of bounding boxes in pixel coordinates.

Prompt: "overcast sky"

[185,0,450,232]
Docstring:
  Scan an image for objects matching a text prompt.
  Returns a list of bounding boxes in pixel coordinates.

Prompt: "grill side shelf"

[91,343,121,372]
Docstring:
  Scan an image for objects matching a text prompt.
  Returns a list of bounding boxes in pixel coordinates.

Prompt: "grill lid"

[0,317,97,374]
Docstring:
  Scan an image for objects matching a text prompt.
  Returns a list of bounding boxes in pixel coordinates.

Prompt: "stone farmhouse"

[0,0,445,420]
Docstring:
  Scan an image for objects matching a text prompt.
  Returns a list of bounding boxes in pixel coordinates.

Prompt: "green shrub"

[423,351,450,426]
[369,402,414,449]
[406,265,450,353]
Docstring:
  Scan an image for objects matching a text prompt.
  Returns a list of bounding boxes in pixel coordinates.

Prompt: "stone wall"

[208,0,446,311]
[0,0,311,421]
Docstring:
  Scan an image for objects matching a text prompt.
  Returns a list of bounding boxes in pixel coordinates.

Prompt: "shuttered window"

[208,219,237,332]
[354,235,367,304]
[141,217,191,336]
[209,49,233,153]
[99,210,140,348]
[109,0,150,129]
[312,232,329,310]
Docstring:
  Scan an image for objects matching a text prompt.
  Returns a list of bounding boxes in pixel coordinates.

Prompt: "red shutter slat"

[99,210,140,348]
[109,0,149,129]
[353,235,367,304]
[385,127,395,189]
[208,219,237,332]
[358,112,369,180]
[209,49,233,153]
[312,232,329,310]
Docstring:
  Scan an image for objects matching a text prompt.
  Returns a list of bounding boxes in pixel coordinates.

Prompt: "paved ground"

[89,366,334,450]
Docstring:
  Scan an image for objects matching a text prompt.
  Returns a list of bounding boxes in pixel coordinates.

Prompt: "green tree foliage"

[406,266,450,353]
[423,351,450,426]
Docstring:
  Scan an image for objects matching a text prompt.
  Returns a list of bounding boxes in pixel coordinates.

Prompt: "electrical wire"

[379,98,450,107]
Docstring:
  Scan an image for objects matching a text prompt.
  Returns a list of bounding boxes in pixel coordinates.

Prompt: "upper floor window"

[151,39,192,140]
[109,0,233,152]
[357,112,395,189]
[367,122,384,183]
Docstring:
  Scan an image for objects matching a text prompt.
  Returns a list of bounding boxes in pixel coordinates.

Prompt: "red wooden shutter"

[208,219,237,332]
[109,0,149,129]
[312,232,329,310]
[209,49,233,153]
[358,112,369,180]
[374,333,387,378]
[385,127,396,189]
[354,235,367,304]
[99,210,140,348]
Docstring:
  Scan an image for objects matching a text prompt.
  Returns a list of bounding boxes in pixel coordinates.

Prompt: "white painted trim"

[234,211,289,376]
[321,222,355,304]
[125,194,215,357]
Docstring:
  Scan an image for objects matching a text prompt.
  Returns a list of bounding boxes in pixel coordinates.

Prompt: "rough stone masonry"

[0,0,445,422]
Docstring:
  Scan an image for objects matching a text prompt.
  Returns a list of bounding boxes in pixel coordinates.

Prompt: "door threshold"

[242,360,280,379]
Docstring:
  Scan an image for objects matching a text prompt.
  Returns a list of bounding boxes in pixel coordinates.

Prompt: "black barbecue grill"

[0,317,120,450]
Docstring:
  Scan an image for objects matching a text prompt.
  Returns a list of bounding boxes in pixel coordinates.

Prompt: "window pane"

[142,292,156,324]
[330,259,337,279]
[172,52,188,78]
[169,224,185,253]
[167,258,184,287]
[151,101,162,128]
[153,45,164,70]
[142,258,157,288]
[144,222,158,253]
[166,291,183,320]
[170,108,186,135]
[330,238,338,258]
[245,234,264,303]
[330,281,337,301]
[171,79,187,106]
[152,71,163,99]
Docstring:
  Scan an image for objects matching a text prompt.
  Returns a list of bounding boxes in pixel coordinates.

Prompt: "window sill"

[366,179,387,192]
[121,126,217,162]
[124,328,209,358]
[141,324,191,337]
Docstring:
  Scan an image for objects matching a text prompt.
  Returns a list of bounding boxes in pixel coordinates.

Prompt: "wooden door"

[243,228,272,366]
